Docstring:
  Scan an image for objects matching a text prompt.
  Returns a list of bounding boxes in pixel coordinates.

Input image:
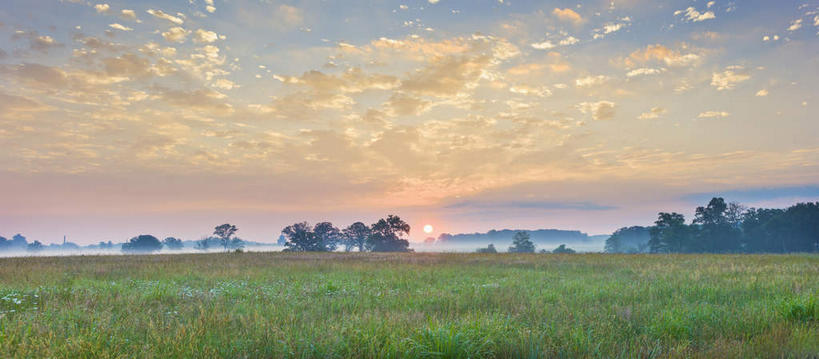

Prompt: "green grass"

[0,253,817,358]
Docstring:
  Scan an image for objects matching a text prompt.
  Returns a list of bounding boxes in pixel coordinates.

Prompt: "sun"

[423,224,434,234]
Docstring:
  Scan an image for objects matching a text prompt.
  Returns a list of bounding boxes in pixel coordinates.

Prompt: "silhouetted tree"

[163,237,184,250]
[343,222,371,252]
[781,202,819,252]
[552,244,576,254]
[476,243,497,253]
[314,222,341,252]
[367,215,411,252]
[508,231,535,253]
[649,212,689,253]
[693,197,741,253]
[122,235,163,253]
[742,208,786,253]
[282,222,325,251]
[214,224,238,252]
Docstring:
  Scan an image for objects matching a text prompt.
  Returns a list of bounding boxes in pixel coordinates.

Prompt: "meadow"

[0,252,817,358]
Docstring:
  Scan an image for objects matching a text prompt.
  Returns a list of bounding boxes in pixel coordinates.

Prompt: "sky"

[0,0,818,245]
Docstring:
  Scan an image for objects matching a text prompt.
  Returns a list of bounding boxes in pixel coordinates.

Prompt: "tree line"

[476,232,577,254]
[279,215,412,252]
[606,198,819,253]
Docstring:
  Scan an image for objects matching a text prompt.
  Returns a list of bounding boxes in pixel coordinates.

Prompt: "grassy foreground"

[0,253,817,358]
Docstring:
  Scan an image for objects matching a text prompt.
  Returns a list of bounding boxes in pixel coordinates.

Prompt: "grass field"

[1,253,817,358]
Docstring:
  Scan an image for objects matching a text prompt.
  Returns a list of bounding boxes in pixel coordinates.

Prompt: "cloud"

[552,8,584,25]
[577,101,616,121]
[575,75,609,88]
[108,23,133,31]
[11,31,64,54]
[755,89,768,97]
[787,18,803,31]
[697,111,730,119]
[162,27,189,43]
[158,87,233,114]
[626,67,665,77]
[193,29,219,43]
[674,6,715,22]
[711,66,750,90]
[120,9,138,21]
[637,107,667,120]
[625,44,702,68]
[146,9,184,25]
[94,3,110,14]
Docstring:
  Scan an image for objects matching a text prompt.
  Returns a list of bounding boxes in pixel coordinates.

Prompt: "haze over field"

[1,0,818,245]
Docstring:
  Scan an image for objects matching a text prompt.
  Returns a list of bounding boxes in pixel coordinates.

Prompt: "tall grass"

[0,253,817,358]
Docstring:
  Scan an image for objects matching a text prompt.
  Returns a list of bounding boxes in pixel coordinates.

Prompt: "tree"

[649,212,689,253]
[781,202,819,252]
[693,197,740,253]
[313,222,341,252]
[508,231,535,253]
[122,235,163,253]
[367,215,411,252]
[282,222,325,251]
[552,244,576,254]
[342,222,371,252]
[214,224,238,252]
[742,208,786,253]
[27,240,44,252]
[476,243,497,253]
[195,238,211,251]
[605,226,651,253]
[163,237,184,250]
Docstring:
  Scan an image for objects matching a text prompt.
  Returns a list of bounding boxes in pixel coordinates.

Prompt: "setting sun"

[423,225,434,234]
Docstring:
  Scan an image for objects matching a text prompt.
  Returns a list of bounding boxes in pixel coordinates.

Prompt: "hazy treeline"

[606,198,819,253]
[476,231,578,254]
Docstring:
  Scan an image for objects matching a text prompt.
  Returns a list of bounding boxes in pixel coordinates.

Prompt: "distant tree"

[342,222,371,252]
[163,237,184,250]
[195,238,211,251]
[781,202,819,252]
[476,243,497,253]
[423,237,436,244]
[214,224,238,252]
[649,212,690,253]
[725,202,748,228]
[742,208,786,253]
[230,238,245,250]
[539,249,550,254]
[508,231,535,253]
[98,241,114,249]
[552,244,576,254]
[693,197,740,253]
[605,226,651,253]
[367,215,411,252]
[27,240,44,252]
[11,234,28,248]
[314,222,341,252]
[282,222,324,252]
[122,235,163,253]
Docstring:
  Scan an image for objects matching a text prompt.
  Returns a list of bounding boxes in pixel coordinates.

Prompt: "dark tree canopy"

[343,222,371,252]
[163,237,184,250]
[27,240,44,252]
[642,199,819,254]
[282,222,325,252]
[367,215,411,252]
[122,235,163,253]
[508,231,535,253]
[476,243,497,253]
[605,226,650,253]
[313,222,341,252]
[214,224,238,252]
[552,244,576,254]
